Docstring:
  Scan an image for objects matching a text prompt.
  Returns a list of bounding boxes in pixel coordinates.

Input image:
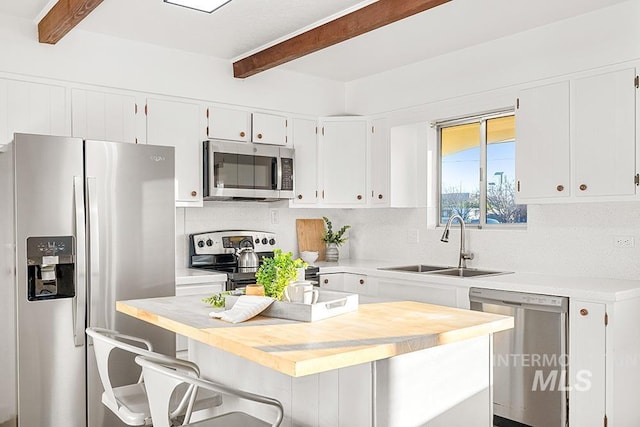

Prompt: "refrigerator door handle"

[73,176,86,347]
[86,177,107,331]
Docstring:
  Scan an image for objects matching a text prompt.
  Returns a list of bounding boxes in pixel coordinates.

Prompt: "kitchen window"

[437,111,527,227]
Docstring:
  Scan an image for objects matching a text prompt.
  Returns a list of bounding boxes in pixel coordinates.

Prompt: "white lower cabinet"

[376,278,460,308]
[569,300,606,427]
[569,297,640,427]
[319,273,345,291]
[320,273,377,297]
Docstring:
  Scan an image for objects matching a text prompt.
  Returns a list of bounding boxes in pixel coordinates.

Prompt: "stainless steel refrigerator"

[0,133,176,427]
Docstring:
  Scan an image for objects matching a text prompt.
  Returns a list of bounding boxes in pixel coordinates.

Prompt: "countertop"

[116,294,513,377]
[314,259,640,302]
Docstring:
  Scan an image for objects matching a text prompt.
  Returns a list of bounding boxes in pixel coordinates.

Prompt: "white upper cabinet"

[319,118,368,206]
[369,118,390,206]
[572,67,636,198]
[252,112,288,146]
[389,123,427,208]
[207,106,250,142]
[0,79,68,150]
[71,88,137,143]
[146,98,204,207]
[291,118,318,205]
[515,81,571,201]
[515,65,638,203]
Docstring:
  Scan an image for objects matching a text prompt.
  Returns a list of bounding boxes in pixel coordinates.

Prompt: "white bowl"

[300,251,319,265]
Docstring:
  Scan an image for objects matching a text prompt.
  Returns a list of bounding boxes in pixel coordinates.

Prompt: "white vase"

[325,243,339,262]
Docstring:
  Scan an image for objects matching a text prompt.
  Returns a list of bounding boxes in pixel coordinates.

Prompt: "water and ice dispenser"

[27,236,75,301]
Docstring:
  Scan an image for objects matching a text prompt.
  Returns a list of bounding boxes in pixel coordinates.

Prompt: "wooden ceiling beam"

[233,0,451,79]
[38,0,104,44]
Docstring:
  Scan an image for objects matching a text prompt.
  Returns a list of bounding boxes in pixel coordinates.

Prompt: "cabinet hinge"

[135,137,138,144]
[206,108,209,119]
[635,75,639,89]
[315,126,318,134]
[604,414,608,427]
[517,180,521,192]
[604,312,609,326]
[635,173,639,186]
[206,126,209,136]
[285,135,288,143]
[371,126,375,133]
[134,103,138,114]
[322,127,325,136]
[315,190,318,198]
[285,119,288,128]
[322,190,325,199]
[516,98,520,109]
[144,104,148,116]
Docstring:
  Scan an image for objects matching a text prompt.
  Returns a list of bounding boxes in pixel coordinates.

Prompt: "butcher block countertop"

[117,294,513,377]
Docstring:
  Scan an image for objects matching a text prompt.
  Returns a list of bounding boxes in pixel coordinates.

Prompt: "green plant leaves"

[255,249,307,300]
[322,216,351,246]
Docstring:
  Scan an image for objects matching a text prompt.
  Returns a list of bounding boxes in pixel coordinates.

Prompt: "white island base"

[189,334,492,427]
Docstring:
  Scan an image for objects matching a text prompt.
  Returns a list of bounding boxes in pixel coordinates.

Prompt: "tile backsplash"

[177,201,640,280]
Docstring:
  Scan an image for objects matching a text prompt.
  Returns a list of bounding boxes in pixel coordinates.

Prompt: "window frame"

[436,108,525,229]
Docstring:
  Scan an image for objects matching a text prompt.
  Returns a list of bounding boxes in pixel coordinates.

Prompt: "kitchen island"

[117,293,513,426]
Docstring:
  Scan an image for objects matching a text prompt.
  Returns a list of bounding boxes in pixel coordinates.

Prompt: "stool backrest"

[136,355,284,427]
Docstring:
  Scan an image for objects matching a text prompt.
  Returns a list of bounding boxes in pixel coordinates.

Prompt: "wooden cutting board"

[296,219,326,261]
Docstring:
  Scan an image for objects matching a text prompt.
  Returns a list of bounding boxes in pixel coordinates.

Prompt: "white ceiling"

[0,0,630,81]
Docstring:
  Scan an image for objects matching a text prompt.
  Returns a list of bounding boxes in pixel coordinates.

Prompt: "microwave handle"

[276,156,282,191]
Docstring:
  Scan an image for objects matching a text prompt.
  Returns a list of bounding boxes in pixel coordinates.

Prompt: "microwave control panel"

[281,157,294,191]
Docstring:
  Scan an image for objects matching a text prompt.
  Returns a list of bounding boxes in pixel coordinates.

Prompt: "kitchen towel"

[209,295,275,323]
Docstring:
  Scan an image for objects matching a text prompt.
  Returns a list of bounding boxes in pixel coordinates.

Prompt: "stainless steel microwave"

[203,140,294,201]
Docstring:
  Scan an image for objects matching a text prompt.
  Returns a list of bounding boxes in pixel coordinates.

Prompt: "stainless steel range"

[188,230,318,290]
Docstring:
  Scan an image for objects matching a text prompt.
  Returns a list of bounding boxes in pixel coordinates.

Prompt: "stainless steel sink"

[378,264,451,273]
[428,268,512,278]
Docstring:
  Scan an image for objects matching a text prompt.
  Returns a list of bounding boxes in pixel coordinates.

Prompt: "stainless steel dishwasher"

[469,287,569,427]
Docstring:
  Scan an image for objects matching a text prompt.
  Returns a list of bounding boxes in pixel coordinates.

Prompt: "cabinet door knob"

[191,191,197,197]
[240,131,245,137]
[357,194,362,200]
[257,133,263,139]
[297,194,303,199]
[579,184,587,191]
[359,279,365,285]
[556,185,564,192]
[324,279,329,284]
[378,194,383,199]
[580,308,589,316]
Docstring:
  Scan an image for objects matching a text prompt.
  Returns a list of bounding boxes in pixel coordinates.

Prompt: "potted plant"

[322,216,350,262]
[255,249,307,301]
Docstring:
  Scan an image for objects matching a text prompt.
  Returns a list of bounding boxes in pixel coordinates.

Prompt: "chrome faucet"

[440,214,474,269]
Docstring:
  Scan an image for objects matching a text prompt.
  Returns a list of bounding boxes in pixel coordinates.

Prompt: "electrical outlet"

[614,235,635,248]
[270,209,279,225]
[407,228,419,243]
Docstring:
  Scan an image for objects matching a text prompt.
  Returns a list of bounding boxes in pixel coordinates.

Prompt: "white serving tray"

[225,290,358,322]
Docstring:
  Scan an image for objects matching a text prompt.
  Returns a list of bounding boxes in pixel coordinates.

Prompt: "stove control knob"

[197,240,205,248]
[269,238,276,245]
[255,238,260,244]
[206,239,213,246]
[261,238,268,245]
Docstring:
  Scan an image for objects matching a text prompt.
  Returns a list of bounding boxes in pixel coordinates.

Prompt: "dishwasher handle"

[469,287,569,313]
